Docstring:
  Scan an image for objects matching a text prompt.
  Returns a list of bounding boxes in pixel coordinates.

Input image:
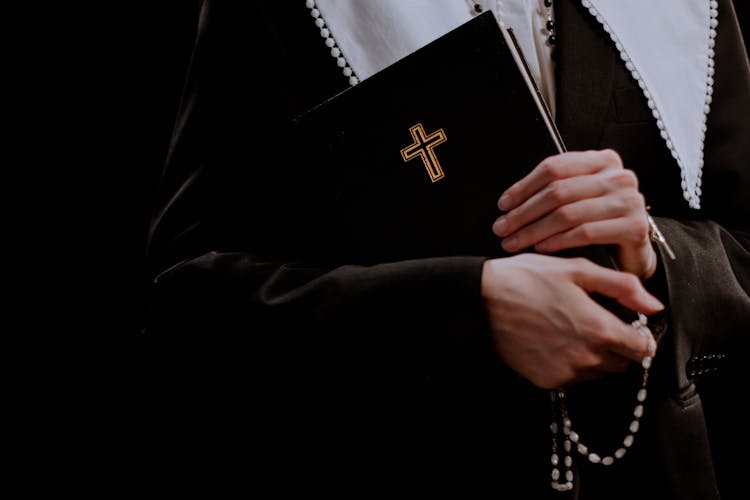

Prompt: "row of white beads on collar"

[306,1,515,87]
[305,0,360,86]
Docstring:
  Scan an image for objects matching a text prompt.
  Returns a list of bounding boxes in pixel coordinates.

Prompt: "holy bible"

[293,10,624,281]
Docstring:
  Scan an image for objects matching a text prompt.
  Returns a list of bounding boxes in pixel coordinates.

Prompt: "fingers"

[493,175,609,239]
[572,338,651,377]
[567,259,660,362]
[532,216,658,281]
[571,258,664,314]
[499,197,630,253]
[600,311,657,362]
[534,215,648,254]
[494,168,641,245]
[574,349,631,374]
[498,149,623,211]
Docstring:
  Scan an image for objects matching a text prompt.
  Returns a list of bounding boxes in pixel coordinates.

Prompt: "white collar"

[311,0,716,208]
[314,0,472,81]
[584,0,715,208]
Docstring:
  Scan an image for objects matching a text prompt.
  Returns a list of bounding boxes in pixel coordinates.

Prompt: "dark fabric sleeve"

[143,1,500,391]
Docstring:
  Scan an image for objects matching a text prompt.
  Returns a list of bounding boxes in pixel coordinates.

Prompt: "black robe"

[144,1,750,498]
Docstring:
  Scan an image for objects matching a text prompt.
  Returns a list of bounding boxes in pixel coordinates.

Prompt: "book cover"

[293,10,622,279]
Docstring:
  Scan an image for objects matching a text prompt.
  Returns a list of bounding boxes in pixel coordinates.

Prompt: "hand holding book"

[493,149,659,281]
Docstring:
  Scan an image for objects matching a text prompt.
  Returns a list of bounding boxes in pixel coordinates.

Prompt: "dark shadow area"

[87,0,203,417]
[31,3,205,487]
[100,1,203,336]
[737,0,749,51]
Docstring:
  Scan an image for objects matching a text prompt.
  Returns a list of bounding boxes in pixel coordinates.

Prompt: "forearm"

[147,250,494,383]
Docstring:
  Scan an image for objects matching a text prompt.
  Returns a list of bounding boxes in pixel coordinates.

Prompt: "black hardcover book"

[293,10,627,298]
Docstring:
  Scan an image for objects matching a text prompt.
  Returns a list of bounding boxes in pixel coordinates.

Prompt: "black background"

[22,2,205,484]
[112,1,203,335]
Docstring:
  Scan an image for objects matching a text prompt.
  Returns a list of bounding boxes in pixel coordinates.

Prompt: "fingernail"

[498,194,513,211]
[502,236,518,252]
[493,217,508,236]
[647,295,665,311]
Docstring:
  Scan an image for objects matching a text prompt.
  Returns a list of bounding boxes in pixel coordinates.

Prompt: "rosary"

[549,313,656,492]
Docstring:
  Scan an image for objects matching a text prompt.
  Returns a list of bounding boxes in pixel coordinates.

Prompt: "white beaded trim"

[305,0,360,86]
[581,0,718,209]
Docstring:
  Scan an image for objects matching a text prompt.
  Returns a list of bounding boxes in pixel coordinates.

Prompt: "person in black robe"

[142,1,749,498]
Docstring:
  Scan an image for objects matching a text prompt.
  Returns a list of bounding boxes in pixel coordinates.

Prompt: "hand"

[481,254,664,389]
[492,150,657,280]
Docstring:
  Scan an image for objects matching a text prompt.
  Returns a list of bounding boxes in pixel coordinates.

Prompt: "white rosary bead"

[588,453,601,464]
[577,443,588,455]
[637,389,647,402]
[615,448,627,459]
[552,468,560,480]
[551,454,559,465]
[629,420,640,433]
[623,435,634,448]
[602,456,614,466]
[634,405,644,418]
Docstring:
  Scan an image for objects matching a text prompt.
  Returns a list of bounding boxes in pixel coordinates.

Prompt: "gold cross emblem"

[400,123,448,182]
